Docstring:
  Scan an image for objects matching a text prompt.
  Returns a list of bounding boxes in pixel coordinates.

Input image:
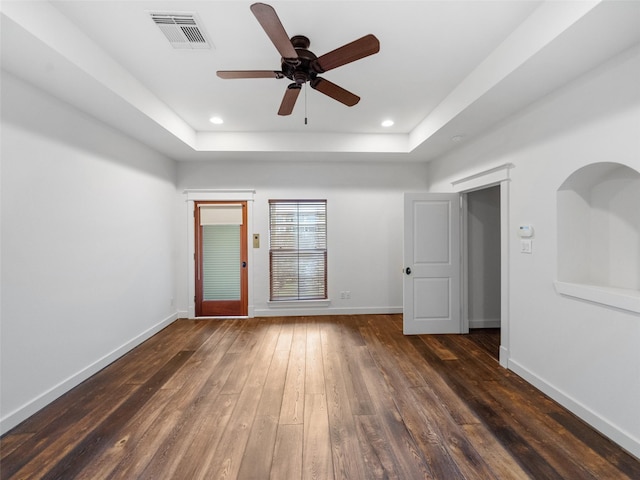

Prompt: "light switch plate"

[521,239,532,254]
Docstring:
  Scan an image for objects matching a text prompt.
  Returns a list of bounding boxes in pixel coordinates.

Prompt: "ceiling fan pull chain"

[304,84,308,125]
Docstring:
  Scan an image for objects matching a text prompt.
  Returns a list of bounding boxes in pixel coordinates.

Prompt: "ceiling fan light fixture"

[381,119,394,127]
[209,116,224,125]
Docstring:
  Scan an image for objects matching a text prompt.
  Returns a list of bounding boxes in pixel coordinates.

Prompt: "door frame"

[195,201,248,317]
[185,189,255,318]
[452,164,512,368]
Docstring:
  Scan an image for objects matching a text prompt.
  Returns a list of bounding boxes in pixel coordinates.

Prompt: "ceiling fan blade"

[310,78,360,107]
[313,34,380,73]
[250,3,298,63]
[278,84,301,116]
[217,70,284,79]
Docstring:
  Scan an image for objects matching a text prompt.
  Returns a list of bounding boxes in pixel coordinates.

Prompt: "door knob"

[242,261,247,268]
[405,267,411,275]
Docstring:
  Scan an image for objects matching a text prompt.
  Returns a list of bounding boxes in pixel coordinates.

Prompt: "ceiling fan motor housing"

[282,35,320,85]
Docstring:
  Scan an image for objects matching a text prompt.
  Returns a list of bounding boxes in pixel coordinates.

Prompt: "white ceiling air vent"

[150,12,211,49]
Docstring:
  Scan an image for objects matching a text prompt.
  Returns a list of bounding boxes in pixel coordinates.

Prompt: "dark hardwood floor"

[1,315,638,479]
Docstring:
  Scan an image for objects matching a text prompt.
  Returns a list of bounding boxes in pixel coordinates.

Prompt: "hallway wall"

[426,46,640,457]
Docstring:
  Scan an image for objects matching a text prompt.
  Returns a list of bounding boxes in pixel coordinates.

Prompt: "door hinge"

[194,295,196,303]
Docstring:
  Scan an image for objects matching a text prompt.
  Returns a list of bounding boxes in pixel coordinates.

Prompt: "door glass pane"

[202,225,240,300]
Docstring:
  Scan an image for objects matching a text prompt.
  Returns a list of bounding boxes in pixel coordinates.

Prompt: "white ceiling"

[2,1,640,162]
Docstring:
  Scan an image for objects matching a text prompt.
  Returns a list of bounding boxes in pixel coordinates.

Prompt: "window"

[269,200,327,301]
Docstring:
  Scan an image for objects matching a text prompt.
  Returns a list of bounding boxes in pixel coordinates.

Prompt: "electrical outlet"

[345,291,351,299]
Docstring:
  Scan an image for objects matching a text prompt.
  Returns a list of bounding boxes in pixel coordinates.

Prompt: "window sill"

[267,299,331,308]
[554,281,640,314]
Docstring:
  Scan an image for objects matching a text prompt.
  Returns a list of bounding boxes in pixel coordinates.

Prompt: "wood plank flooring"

[2,315,639,479]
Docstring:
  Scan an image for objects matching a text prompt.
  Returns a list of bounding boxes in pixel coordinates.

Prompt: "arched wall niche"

[556,162,640,312]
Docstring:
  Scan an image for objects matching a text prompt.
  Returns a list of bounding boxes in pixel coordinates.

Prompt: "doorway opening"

[465,185,501,360]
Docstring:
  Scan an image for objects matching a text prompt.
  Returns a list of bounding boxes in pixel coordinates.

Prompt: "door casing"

[185,190,255,319]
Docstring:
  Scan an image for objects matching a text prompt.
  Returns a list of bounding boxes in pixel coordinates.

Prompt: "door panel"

[414,278,451,318]
[404,193,462,334]
[415,201,451,264]
[196,202,248,316]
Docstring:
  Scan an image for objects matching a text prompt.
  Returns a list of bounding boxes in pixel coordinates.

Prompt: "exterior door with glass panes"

[195,202,248,316]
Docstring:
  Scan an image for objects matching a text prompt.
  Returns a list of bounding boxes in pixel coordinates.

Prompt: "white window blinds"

[202,225,241,300]
[269,200,327,301]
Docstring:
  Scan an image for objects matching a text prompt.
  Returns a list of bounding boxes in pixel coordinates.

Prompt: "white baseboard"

[253,306,403,317]
[509,359,640,460]
[0,312,178,435]
[469,318,501,329]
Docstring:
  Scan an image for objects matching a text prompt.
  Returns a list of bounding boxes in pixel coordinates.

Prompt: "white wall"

[426,46,640,457]
[176,159,429,317]
[0,72,178,434]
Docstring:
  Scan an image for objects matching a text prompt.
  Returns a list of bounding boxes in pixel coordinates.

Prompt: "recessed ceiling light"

[451,135,465,143]
[381,119,394,127]
[209,116,224,125]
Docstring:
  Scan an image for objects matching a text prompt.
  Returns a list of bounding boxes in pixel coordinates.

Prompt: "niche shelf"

[556,162,640,313]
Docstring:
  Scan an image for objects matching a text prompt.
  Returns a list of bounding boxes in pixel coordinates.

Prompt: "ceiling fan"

[217,2,380,116]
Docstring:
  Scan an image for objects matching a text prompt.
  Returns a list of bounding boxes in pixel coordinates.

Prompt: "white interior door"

[403,193,463,334]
